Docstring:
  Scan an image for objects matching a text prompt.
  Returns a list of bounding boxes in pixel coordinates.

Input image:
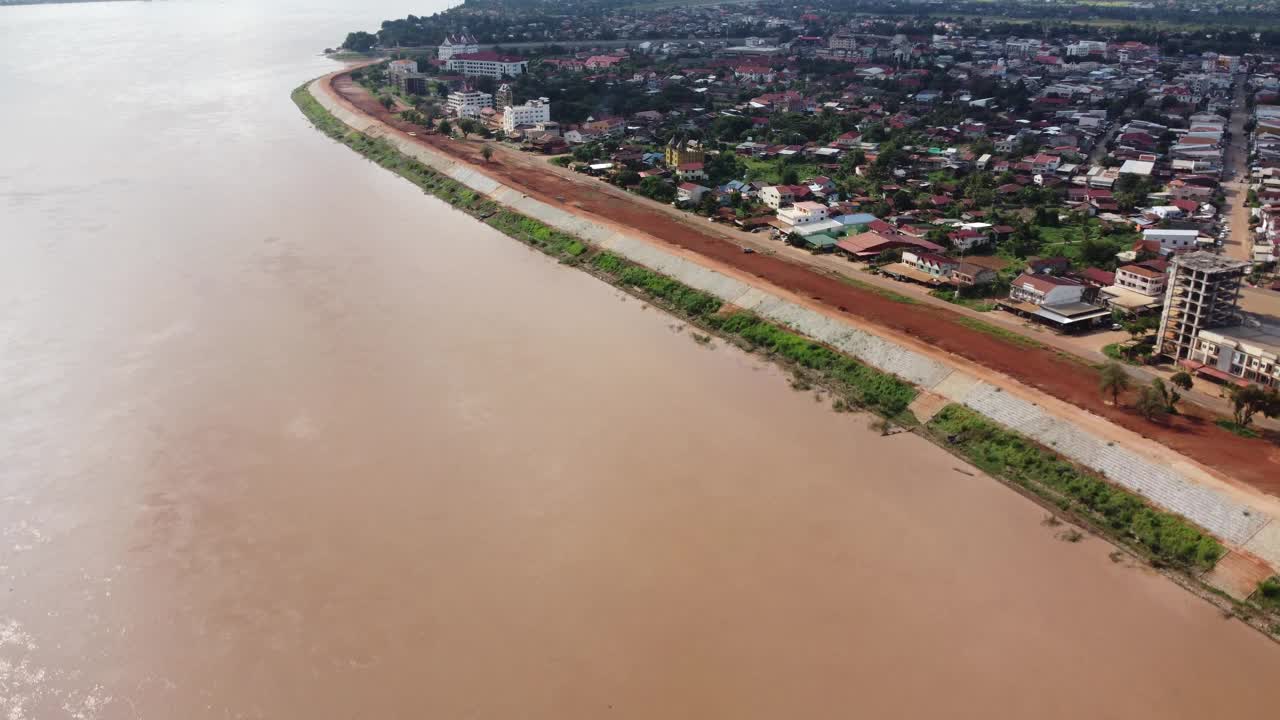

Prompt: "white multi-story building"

[387,59,419,77]
[446,88,494,118]
[502,98,551,133]
[1066,40,1107,57]
[446,52,528,79]
[776,201,829,226]
[1143,228,1200,252]
[437,33,479,61]
[1114,263,1167,297]
[828,33,856,51]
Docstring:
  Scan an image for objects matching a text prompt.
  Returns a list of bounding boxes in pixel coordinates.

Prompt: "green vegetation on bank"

[589,252,918,418]
[1214,419,1260,439]
[1257,577,1280,612]
[486,211,587,260]
[927,405,1223,571]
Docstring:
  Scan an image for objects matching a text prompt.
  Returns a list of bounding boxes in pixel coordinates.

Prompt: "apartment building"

[446,88,494,118]
[1156,252,1249,361]
[502,98,551,133]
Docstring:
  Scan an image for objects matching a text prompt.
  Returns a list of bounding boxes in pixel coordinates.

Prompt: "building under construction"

[1156,251,1249,362]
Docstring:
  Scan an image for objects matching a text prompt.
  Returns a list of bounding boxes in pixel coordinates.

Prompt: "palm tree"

[1099,361,1130,407]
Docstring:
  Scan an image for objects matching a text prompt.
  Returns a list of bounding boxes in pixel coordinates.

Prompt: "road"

[1221,80,1254,262]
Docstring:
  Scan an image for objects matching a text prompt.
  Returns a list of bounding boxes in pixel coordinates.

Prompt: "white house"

[446,52,528,79]
[1026,154,1061,174]
[446,88,494,118]
[1143,228,1200,251]
[387,59,419,77]
[776,201,830,227]
[759,184,805,209]
[677,182,709,204]
[502,98,551,133]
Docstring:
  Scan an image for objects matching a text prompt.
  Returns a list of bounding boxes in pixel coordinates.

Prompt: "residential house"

[1001,272,1110,331]
[677,182,710,204]
[834,231,945,261]
[676,162,707,181]
[759,184,809,209]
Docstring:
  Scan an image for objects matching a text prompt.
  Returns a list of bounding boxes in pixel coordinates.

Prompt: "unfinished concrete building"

[1157,251,1249,361]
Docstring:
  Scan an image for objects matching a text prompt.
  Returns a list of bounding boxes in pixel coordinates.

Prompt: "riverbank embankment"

[296,73,1280,632]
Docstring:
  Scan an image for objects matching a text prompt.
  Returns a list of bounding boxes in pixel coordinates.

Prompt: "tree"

[1228,385,1280,428]
[342,31,377,52]
[456,118,478,138]
[1135,385,1168,422]
[481,145,493,163]
[781,167,800,186]
[437,119,452,136]
[1149,378,1180,414]
[1170,371,1194,392]
[1080,235,1118,268]
[1099,361,1130,406]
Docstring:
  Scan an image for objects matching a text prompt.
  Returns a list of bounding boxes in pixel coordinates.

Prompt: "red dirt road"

[329,73,1280,495]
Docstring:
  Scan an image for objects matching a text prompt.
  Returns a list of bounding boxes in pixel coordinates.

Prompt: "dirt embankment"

[328,73,1280,496]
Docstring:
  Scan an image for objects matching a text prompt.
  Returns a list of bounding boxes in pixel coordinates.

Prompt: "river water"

[1,1,1278,717]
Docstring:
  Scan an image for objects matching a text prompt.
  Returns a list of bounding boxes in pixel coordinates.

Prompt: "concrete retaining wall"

[309,79,1279,566]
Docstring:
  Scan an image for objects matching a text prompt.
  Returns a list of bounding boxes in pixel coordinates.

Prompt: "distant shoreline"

[0,0,138,7]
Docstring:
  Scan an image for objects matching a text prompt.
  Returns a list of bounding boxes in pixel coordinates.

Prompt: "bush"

[705,312,917,416]
[590,253,722,318]
[929,405,1223,570]
[1258,576,1280,610]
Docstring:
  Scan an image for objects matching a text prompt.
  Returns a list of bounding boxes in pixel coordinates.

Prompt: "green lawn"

[741,157,822,185]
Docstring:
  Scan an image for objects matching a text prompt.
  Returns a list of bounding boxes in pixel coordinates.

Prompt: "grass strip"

[1215,419,1260,438]
[927,404,1224,571]
[953,315,1046,349]
[588,252,917,418]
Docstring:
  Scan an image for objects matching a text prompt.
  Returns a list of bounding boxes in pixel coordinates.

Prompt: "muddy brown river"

[1,1,1278,717]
